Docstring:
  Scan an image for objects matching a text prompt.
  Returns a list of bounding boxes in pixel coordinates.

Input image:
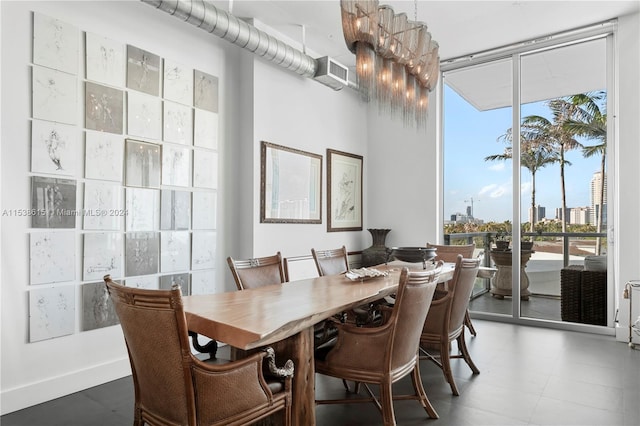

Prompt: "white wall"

[614,11,640,341]
[0,0,233,414]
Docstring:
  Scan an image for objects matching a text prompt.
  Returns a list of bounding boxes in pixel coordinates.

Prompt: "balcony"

[446,231,608,324]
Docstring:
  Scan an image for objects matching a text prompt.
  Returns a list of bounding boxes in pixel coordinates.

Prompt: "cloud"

[479,183,509,199]
[488,163,506,172]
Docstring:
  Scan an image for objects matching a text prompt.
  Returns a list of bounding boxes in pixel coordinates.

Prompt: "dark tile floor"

[3,320,639,425]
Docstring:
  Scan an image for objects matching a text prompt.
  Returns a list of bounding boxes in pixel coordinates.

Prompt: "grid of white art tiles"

[28,12,219,342]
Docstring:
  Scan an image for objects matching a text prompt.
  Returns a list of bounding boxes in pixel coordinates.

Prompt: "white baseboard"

[1,357,131,415]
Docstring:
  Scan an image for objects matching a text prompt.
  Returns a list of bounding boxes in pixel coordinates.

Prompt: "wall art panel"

[125,187,159,231]
[85,81,124,134]
[125,139,161,188]
[191,231,216,270]
[194,70,218,113]
[191,269,215,295]
[32,12,79,75]
[160,189,190,230]
[85,32,125,87]
[193,109,218,149]
[159,273,190,295]
[193,149,218,189]
[32,65,77,125]
[29,285,75,342]
[124,275,159,290]
[84,131,124,181]
[127,91,162,140]
[81,281,119,331]
[82,232,123,280]
[83,181,122,230]
[31,119,79,176]
[161,144,190,187]
[163,101,193,145]
[30,231,75,284]
[160,231,190,273]
[126,45,161,96]
[192,190,216,230]
[164,59,193,106]
[125,232,159,276]
[31,176,77,229]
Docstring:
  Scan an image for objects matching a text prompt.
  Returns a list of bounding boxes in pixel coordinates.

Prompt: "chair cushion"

[584,255,607,272]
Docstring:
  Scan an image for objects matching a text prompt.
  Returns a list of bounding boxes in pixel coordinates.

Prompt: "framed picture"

[125,139,161,188]
[260,141,322,224]
[327,149,363,232]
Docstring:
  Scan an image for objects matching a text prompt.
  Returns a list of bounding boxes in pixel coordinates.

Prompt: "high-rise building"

[528,204,546,224]
[569,207,591,225]
[590,171,607,226]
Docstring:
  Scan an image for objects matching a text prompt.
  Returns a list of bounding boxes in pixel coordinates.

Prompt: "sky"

[443,85,603,223]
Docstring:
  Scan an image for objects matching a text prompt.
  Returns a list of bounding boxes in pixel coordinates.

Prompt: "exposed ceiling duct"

[141,0,352,91]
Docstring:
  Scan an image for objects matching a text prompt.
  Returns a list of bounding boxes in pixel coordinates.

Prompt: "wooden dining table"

[182,261,492,425]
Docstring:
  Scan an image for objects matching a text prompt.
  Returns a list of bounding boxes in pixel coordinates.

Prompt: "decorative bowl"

[390,247,437,263]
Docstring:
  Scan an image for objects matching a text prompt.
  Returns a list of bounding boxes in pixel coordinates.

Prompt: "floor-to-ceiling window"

[441,23,614,332]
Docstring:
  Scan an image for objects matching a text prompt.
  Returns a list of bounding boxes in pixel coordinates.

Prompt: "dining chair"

[227,251,286,290]
[103,275,294,426]
[315,264,443,425]
[311,245,350,276]
[427,242,478,336]
[419,255,481,396]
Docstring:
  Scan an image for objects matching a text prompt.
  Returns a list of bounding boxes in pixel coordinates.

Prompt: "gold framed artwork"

[327,149,363,232]
[260,141,322,224]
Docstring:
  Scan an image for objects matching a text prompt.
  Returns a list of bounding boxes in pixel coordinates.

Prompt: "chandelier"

[340,0,440,128]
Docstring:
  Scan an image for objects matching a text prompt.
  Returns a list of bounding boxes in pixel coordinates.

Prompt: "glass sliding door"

[519,37,609,324]
[442,27,613,330]
[442,58,514,317]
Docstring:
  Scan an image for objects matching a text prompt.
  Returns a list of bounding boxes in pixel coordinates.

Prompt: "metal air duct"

[142,0,351,90]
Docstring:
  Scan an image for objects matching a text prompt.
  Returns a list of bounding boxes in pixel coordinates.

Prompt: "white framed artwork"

[81,281,119,331]
[85,81,124,134]
[31,119,79,176]
[82,232,123,280]
[164,59,193,106]
[30,231,75,285]
[192,191,216,230]
[160,273,190,295]
[85,131,124,181]
[191,269,216,295]
[194,70,218,113]
[31,176,77,229]
[83,181,122,230]
[193,149,218,189]
[163,101,193,145]
[160,231,190,273]
[126,45,161,96]
[32,12,78,75]
[125,139,161,188]
[85,32,125,87]
[193,109,218,149]
[125,187,159,231]
[29,285,75,342]
[32,65,77,125]
[127,91,162,140]
[161,144,190,187]
[160,190,190,230]
[125,275,159,290]
[125,232,159,276]
[191,231,216,270]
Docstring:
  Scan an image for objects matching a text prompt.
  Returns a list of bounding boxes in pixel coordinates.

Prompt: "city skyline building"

[590,171,607,226]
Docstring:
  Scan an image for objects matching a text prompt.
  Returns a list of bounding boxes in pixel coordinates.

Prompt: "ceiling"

[214,0,639,67]
[202,1,638,109]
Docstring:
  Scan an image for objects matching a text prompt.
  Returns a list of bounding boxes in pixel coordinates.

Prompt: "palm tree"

[519,100,582,233]
[564,91,607,254]
[485,129,558,232]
